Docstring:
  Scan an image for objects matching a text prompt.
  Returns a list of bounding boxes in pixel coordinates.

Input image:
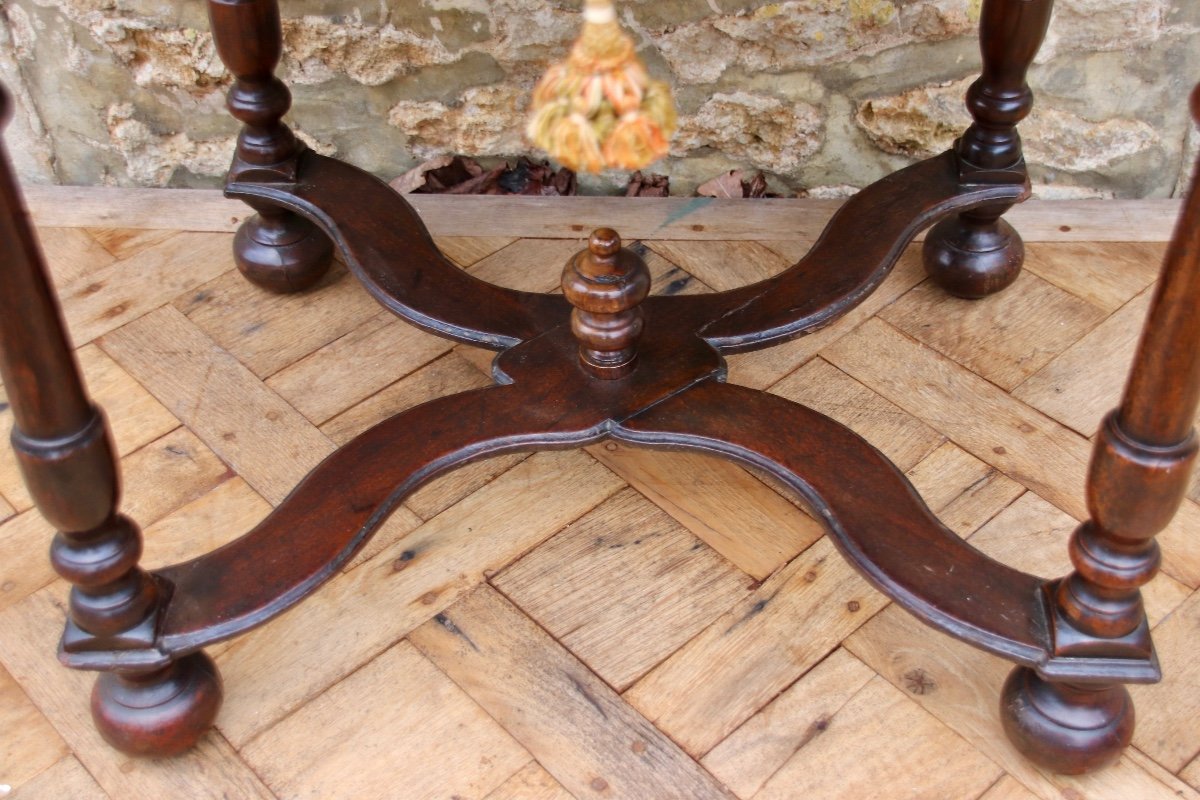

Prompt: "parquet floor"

[1,207,1199,800]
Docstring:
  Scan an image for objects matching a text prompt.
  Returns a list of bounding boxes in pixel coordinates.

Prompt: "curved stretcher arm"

[226,151,569,349]
[154,381,595,654]
[656,151,1028,354]
[617,378,1053,665]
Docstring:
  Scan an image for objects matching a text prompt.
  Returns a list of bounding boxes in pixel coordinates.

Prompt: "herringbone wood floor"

[1,207,1198,800]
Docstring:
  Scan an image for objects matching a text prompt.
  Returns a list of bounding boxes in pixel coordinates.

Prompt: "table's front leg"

[1001,84,1200,774]
[922,0,1054,298]
[0,86,222,757]
[208,0,334,293]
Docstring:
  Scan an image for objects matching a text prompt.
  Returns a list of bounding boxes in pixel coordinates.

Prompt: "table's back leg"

[208,0,333,293]
[1000,84,1200,774]
[0,86,222,756]
[922,0,1053,298]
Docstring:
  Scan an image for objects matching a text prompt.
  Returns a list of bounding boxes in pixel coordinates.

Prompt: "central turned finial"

[562,229,651,379]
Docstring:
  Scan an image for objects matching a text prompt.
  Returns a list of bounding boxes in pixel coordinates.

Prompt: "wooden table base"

[1,0,1198,778]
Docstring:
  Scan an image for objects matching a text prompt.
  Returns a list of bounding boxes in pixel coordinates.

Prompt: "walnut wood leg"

[92,653,224,757]
[209,0,332,293]
[1000,669,1134,773]
[0,85,221,756]
[923,0,1053,298]
[234,199,333,293]
[1000,84,1200,774]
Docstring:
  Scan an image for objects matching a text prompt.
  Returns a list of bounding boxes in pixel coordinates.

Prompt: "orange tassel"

[527,0,676,173]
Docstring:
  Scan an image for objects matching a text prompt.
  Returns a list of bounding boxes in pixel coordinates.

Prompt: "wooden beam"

[19,184,1183,242]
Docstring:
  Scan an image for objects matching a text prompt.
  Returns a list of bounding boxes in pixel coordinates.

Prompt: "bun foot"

[92,651,223,757]
[1000,666,1133,774]
[922,211,1024,299]
[234,207,333,294]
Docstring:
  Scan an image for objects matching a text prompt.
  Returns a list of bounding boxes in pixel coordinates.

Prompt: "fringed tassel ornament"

[527,0,677,173]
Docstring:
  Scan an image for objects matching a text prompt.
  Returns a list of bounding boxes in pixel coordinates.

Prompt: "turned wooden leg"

[209,0,332,293]
[0,85,222,756]
[1000,84,1200,774]
[923,0,1053,298]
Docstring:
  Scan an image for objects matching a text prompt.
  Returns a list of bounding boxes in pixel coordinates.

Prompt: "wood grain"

[1,201,1196,798]
[625,537,887,757]
[881,269,1106,391]
[8,756,109,800]
[1013,287,1153,436]
[700,647,877,798]
[1130,590,1200,772]
[100,306,335,505]
[0,661,68,794]
[586,443,821,580]
[493,488,756,689]
[242,641,530,800]
[753,675,1002,800]
[846,606,1197,800]
[409,585,736,800]
[0,589,274,800]
[21,185,1183,241]
[214,449,623,746]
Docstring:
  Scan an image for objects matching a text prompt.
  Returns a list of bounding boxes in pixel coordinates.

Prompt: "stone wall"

[1,0,1197,197]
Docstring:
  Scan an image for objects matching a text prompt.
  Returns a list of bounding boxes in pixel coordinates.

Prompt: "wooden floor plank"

[904,441,1025,537]
[1022,242,1164,313]
[38,227,118,287]
[466,238,583,293]
[1130,589,1200,773]
[409,584,736,800]
[320,350,492,446]
[1012,287,1152,437]
[978,775,1042,800]
[7,755,110,800]
[700,647,876,798]
[85,227,179,262]
[825,317,1093,516]
[118,428,233,528]
[880,269,1106,391]
[967,492,1190,626]
[493,488,756,690]
[319,350,531,521]
[646,240,791,292]
[242,641,530,800]
[57,232,234,345]
[265,310,454,424]
[176,262,381,380]
[724,248,926,391]
[822,318,1200,588]
[625,537,887,757]
[23,186,1183,241]
[483,761,575,800]
[0,512,54,612]
[433,235,518,268]
[100,307,335,506]
[636,241,715,296]
[214,450,624,747]
[140,478,271,569]
[0,662,69,795]
[0,589,276,800]
[753,675,1003,800]
[1181,753,1200,791]
[845,605,1196,800]
[770,357,945,472]
[587,443,822,580]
